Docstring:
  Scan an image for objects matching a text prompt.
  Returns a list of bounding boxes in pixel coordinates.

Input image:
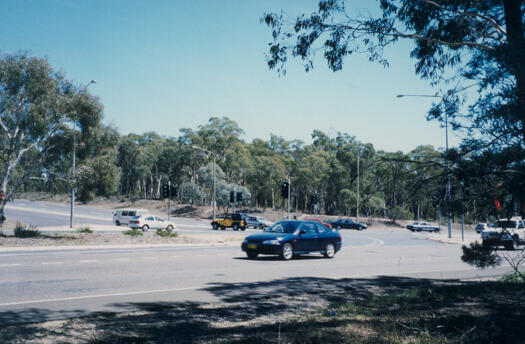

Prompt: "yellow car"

[211,213,246,231]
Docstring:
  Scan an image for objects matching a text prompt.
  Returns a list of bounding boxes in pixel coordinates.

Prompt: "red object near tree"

[494,199,502,212]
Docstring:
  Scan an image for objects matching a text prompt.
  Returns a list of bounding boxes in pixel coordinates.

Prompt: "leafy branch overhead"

[262,0,525,151]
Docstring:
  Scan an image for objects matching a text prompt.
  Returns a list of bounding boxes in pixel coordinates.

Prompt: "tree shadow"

[0,276,523,343]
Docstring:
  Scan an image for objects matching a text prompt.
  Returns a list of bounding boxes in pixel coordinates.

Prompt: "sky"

[0,0,461,153]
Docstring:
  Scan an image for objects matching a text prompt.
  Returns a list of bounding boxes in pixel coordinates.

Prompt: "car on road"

[406,221,420,231]
[330,218,367,230]
[303,218,333,228]
[113,208,149,226]
[410,222,440,232]
[482,217,525,250]
[211,213,247,231]
[246,216,273,229]
[129,215,176,231]
[241,220,342,260]
[475,223,489,233]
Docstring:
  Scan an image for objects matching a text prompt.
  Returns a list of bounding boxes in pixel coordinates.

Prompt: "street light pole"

[396,92,453,238]
[356,145,360,224]
[192,146,216,220]
[70,80,96,228]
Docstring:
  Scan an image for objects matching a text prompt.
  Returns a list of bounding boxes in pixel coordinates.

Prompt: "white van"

[113,208,149,226]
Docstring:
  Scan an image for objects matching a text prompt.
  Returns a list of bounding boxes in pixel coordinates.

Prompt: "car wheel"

[416,228,421,232]
[336,225,341,230]
[324,243,336,258]
[233,224,239,231]
[434,229,439,233]
[166,225,173,230]
[142,225,149,232]
[259,224,264,229]
[212,223,219,230]
[116,221,121,226]
[241,226,246,231]
[280,243,294,260]
[220,226,225,230]
[247,252,258,259]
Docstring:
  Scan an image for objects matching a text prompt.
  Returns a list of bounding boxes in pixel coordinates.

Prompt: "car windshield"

[264,221,300,234]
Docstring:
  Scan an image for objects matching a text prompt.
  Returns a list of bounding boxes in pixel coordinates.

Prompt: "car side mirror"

[299,230,306,235]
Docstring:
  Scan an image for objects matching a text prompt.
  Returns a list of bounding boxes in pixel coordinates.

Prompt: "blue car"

[241,220,342,260]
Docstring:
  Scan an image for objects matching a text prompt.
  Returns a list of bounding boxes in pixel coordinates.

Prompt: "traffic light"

[237,192,243,202]
[162,184,169,198]
[281,180,289,198]
[311,193,318,204]
[170,185,178,198]
[230,191,235,203]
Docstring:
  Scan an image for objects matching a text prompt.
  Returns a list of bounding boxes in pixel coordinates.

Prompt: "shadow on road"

[1,276,524,343]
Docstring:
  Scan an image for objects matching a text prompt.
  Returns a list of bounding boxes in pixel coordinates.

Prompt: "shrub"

[77,227,93,234]
[123,228,143,236]
[14,223,41,238]
[156,228,178,238]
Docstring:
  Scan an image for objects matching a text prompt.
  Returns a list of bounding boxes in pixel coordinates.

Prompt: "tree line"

[0,53,484,224]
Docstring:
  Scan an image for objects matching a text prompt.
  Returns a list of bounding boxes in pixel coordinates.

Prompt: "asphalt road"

[3,199,216,233]
[0,227,508,325]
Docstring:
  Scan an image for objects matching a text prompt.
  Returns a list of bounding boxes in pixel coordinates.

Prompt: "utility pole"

[445,112,452,239]
[287,177,291,220]
[356,146,360,224]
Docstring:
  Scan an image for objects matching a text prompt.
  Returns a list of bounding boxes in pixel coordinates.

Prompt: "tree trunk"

[503,0,525,144]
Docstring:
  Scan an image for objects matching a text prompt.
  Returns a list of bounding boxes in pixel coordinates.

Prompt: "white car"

[129,215,176,231]
[113,208,149,226]
[411,222,440,232]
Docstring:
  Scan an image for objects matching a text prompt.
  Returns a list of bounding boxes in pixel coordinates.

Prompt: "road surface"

[0,226,506,325]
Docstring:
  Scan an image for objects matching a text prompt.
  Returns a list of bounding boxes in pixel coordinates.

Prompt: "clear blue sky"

[0,0,460,153]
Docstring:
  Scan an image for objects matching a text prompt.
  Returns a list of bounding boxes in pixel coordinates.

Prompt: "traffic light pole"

[287,177,291,220]
[233,186,237,214]
[168,180,171,221]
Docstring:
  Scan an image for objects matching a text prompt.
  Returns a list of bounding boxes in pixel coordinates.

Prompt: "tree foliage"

[0,53,115,212]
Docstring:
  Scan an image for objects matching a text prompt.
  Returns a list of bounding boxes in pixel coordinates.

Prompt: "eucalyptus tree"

[0,53,104,215]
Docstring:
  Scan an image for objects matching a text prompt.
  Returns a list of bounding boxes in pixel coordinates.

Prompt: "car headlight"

[262,237,283,245]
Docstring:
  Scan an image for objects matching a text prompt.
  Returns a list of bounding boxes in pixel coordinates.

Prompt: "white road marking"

[0,286,201,307]
[0,264,22,267]
[79,260,97,263]
[143,256,159,260]
[41,262,63,265]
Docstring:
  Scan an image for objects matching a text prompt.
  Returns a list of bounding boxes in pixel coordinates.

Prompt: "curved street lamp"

[396,92,453,239]
[70,80,96,228]
[192,145,216,220]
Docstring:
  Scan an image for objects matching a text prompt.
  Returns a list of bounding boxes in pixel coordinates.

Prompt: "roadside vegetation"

[156,228,178,238]
[13,223,40,238]
[122,228,143,237]
[76,227,93,234]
